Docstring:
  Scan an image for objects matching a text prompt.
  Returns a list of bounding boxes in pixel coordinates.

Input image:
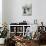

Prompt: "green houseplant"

[0,23,9,44]
[0,27,8,38]
[0,23,9,38]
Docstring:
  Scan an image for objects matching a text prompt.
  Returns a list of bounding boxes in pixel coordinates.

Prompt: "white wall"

[2,0,46,26]
[33,0,46,26]
[7,0,32,24]
[2,0,8,24]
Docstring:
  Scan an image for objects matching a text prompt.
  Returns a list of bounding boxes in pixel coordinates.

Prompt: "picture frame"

[22,4,32,16]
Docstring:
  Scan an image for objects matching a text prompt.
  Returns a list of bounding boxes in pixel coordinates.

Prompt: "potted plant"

[0,23,9,44]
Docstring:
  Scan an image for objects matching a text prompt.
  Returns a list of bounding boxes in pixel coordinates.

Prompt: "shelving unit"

[9,24,38,37]
[9,25,31,37]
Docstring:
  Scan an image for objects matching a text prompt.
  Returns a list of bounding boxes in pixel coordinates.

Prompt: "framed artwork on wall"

[22,4,32,16]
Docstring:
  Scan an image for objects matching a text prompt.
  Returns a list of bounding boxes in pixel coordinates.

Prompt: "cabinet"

[9,24,38,37]
[9,25,30,37]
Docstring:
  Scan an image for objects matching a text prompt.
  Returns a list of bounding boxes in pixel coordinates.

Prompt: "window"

[0,0,2,27]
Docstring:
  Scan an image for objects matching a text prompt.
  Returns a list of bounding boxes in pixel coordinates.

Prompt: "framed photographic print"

[22,4,32,16]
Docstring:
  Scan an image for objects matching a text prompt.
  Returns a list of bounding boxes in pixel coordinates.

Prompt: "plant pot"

[0,38,5,44]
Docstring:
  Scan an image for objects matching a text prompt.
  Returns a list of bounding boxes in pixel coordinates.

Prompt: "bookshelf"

[9,25,31,37]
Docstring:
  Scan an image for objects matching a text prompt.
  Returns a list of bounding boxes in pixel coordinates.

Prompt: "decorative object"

[34,19,37,24]
[26,27,32,40]
[0,38,5,44]
[22,4,32,16]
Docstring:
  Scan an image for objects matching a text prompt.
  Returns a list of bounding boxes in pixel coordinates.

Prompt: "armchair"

[38,26,46,45]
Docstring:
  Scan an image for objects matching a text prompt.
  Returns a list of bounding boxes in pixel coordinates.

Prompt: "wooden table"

[15,40,39,46]
[12,39,32,46]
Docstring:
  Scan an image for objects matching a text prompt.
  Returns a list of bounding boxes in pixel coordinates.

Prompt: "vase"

[0,38,5,44]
